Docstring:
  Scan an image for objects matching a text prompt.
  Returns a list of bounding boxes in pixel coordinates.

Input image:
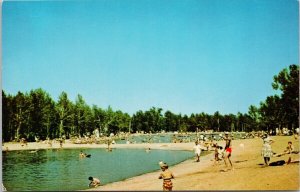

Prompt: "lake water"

[3,148,195,191]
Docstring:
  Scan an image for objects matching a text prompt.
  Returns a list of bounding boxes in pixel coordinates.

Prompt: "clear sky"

[2,0,299,115]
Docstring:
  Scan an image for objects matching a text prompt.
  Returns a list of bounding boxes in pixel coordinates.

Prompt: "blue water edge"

[3,148,195,191]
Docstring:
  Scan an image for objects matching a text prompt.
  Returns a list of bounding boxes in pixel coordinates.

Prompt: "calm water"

[3,148,195,191]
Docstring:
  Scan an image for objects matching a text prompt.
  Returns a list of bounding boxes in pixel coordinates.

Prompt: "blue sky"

[2,0,299,115]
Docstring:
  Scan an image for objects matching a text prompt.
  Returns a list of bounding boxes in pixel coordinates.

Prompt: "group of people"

[160,132,299,191]
[261,134,297,166]
[86,160,175,191]
[87,131,298,191]
[193,132,233,170]
[158,132,234,191]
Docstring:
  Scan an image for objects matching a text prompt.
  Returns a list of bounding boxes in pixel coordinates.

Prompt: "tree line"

[2,64,298,142]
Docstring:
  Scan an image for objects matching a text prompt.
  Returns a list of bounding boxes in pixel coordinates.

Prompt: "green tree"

[131,110,145,133]
[248,105,261,131]
[259,95,284,131]
[74,94,93,137]
[212,111,221,132]
[164,110,179,132]
[2,91,14,141]
[179,114,189,132]
[272,64,299,129]
[56,92,73,138]
[12,92,31,141]
[109,110,131,134]
[92,105,106,135]
[27,88,56,140]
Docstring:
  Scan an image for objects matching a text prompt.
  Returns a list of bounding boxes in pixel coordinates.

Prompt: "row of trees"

[2,64,299,142]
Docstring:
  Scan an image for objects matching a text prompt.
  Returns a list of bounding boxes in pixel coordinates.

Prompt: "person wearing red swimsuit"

[223,132,233,170]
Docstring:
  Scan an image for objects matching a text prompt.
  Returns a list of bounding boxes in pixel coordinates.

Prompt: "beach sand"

[2,136,299,190]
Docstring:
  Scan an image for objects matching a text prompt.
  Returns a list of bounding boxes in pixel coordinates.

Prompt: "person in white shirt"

[193,141,202,162]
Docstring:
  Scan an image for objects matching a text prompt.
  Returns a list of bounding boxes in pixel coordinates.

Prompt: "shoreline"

[2,140,199,152]
[2,136,299,190]
[88,136,299,191]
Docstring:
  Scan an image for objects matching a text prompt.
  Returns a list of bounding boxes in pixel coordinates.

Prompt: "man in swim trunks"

[223,132,233,170]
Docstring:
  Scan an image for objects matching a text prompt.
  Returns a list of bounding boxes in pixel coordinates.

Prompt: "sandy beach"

[2,136,299,190]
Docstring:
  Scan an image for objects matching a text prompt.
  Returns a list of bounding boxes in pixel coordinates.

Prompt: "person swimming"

[79,151,91,158]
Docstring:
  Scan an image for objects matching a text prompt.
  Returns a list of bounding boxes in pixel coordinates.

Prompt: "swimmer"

[79,151,86,158]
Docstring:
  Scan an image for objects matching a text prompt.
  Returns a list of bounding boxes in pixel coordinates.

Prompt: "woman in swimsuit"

[158,163,175,191]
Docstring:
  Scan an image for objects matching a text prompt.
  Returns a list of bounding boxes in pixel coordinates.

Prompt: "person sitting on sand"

[193,141,201,162]
[284,141,294,154]
[158,162,174,191]
[261,134,274,166]
[88,176,100,187]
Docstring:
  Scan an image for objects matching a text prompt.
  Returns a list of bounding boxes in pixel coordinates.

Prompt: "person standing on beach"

[158,163,175,191]
[193,141,201,162]
[59,139,63,148]
[284,141,294,164]
[223,132,233,170]
[213,143,223,165]
[261,134,274,166]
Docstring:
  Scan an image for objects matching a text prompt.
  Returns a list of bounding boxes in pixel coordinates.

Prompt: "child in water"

[88,176,100,187]
[158,162,175,191]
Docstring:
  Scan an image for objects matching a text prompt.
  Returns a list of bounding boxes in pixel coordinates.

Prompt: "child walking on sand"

[158,162,174,191]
